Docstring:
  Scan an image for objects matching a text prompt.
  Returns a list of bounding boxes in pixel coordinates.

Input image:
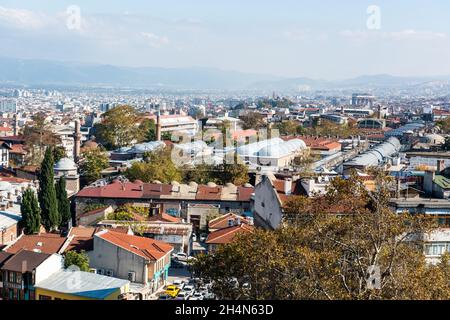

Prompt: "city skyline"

[1,0,450,80]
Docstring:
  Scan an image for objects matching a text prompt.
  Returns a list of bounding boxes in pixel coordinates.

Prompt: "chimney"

[156,108,162,141]
[73,120,81,163]
[284,178,292,195]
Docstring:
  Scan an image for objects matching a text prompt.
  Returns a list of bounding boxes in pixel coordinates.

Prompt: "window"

[425,242,450,256]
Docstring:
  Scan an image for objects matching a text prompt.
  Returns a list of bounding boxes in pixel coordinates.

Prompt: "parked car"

[173,280,185,290]
[198,285,208,294]
[165,285,180,298]
[203,292,216,300]
[192,233,197,242]
[173,252,188,261]
[183,285,195,297]
[158,294,171,300]
[190,292,204,300]
[175,291,190,300]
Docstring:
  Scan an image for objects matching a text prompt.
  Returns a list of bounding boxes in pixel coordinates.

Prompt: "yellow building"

[35,269,130,300]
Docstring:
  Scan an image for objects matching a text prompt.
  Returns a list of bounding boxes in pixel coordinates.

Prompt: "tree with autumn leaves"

[190,173,450,300]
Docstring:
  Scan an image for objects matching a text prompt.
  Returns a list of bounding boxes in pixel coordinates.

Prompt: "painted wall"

[35,254,64,284]
[253,176,283,230]
[88,236,147,285]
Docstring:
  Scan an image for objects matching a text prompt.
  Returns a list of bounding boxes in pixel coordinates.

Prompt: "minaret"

[156,108,162,141]
[73,120,81,163]
[13,113,18,136]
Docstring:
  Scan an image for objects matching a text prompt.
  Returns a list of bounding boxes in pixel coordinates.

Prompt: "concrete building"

[88,230,173,298]
[351,93,376,107]
[0,212,21,247]
[0,251,63,300]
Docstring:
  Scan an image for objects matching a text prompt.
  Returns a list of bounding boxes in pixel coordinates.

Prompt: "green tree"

[191,173,450,300]
[20,189,41,234]
[80,148,110,184]
[125,148,182,183]
[239,112,266,130]
[52,146,66,163]
[94,105,143,149]
[38,147,60,231]
[139,118,156,142]
[276,120,301,136]
[23,113,61,165]
[64,250,90,272]
[215,163,249,186]
[56,177,71,228]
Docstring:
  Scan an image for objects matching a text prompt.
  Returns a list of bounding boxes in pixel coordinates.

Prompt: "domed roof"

[189,181,198,187]
[54,158,77,171]
[207,182,217,187]
[244,183,253,188]
[152,180,162,184]
[171,181,180,185]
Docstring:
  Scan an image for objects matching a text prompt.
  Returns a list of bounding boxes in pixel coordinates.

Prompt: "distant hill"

[0,57,280,90]
[1,57,449,91]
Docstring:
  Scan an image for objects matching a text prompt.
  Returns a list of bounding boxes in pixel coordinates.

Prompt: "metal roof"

[345,137,401,167]
[34,269,129,299]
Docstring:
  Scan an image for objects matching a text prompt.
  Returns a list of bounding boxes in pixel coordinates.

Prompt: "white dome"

[54,158,77,171]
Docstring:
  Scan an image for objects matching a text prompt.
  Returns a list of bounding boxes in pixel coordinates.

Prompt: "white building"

[237,138,308,168]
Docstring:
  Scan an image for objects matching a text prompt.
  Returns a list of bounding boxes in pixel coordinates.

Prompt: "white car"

[192,233,197,242]
[173,280,185,290]
[173,252,188,261]
[190,292,204,300]
[199,233,208,242]
[183,285,195,297]
[175,291,190,300]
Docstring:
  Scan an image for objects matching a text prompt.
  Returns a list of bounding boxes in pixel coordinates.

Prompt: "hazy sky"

[1,0,449,79]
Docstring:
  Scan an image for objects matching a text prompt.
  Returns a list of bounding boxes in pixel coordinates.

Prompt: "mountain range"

[1,56,449,91]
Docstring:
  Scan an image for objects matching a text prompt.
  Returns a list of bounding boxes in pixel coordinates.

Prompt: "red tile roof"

[5,233,69,254]
[9,144,25,155]
[205,224,253,244]
[147,213,182,223]
[208,213,251,230]
[97,230,173,261]
[196,186,222,200]
[76,180,144,198]
[237,186,254,201]
[78,206,110,219]
[66,227,102,252]
[143,183,172,198]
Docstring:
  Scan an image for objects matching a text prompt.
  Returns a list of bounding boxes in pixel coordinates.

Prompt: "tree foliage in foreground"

[38,147,60,231]
[64,250,90,272]
[191,174,450,300]
[20,189,41,234]
[125,148,182,183]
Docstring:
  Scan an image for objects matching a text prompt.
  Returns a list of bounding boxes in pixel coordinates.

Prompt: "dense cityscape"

[0,1,449,307]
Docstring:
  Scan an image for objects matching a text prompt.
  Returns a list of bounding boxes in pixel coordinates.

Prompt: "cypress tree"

[38,147,60,231]
[56,176,71,228]
[21,189,41,234]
